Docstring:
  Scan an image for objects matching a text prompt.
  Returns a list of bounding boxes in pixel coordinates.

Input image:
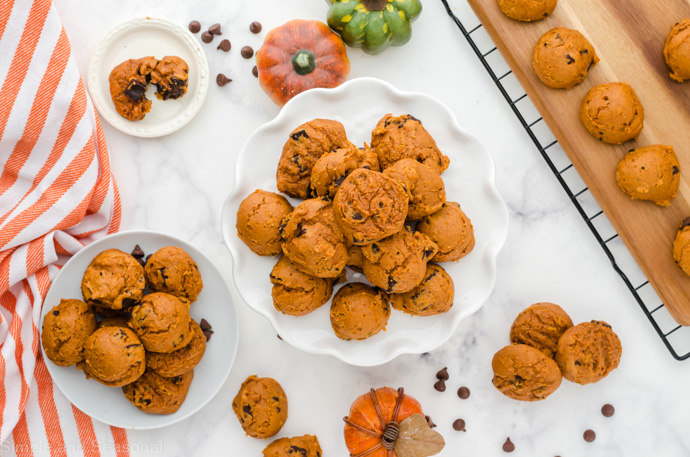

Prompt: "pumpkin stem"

[343,417,381,438]
[369,388,386,431]
[392,387,405,422]
[351,442,383,457]
[292,50,316,76]
[362,0,388,11]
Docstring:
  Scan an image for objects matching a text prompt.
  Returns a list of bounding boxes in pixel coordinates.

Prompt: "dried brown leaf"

[394,414,445,457]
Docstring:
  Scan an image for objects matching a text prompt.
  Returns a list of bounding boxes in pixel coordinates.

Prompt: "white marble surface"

[46,0,690,455]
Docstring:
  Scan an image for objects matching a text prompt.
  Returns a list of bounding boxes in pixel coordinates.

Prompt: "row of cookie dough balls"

[41,246,207,414]
[491,303,622,401]
[233,375,322,457]
[237,116,475,340]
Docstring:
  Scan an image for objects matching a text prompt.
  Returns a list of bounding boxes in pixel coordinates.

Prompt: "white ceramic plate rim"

[40,230,239,429]
[87,16,209,138]
[222,77,509,366]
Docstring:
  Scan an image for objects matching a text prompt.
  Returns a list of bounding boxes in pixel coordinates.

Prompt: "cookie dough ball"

[673,218,690,276]
[82,327,145,387]
[555,321,622,385]
[146,320,207,378]
[532,27,599,89]
[371,114,449,174]
[280,198,348,278]
[129,292,194,353]
[237,190,294,256]
[277,119,356,198]
[492,344,562,401]
[390,263,454,316]
[144,246,204,302]
[233,375,288,439]
[150,56,188,100]
[310,144,379,198]
[42,299,97,366]
[361,228,438,293]
[81,249,146,311]
[417,202,475,262]
[330,283,390,340]
[383,158,446,220]
[108,57,158,121]
[498,0,557,21]
[263,435,322,457]
[664,20,690,82]
[269,256,334,316]
[333,168,409,245]
[510,302,573,357]
[123,369,194,415]
[580,82,644,144]
[616,145,680,207]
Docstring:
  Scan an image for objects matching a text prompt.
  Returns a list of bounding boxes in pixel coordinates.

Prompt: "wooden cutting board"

[467,0,690,325]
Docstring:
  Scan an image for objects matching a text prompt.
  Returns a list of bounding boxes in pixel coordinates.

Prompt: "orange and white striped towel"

[0,0,130,455]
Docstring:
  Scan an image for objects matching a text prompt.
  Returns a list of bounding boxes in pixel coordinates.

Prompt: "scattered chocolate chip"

[203,329,214,342]
[201,31,213,43]
[277,334,283,340]
[425,415,436,428]
[673,165,680,174]
[436,367,449,380]
[131,245,145,258]
[52,310,60,316]
[601,404,615,417]
[216,73,232,86]
[145,254,152,262]
[433,379,446,392]
[452,419,465,431]
[208,23,222,35]
[188,20,201,33]
[252,66,258,78]
[250,21,262,34]
[136,257,146,267]
[124,80,146,102]
[199,318,212,331]
[584,429,596,442]
[241,46,254,59]
[217,39,231,52]
[502,437,515,453]
[457,386,470,399]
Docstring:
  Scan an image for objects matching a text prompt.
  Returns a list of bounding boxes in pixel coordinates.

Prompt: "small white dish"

[41,231,239,429]
[221,77,509,367]
[87,17,209,137]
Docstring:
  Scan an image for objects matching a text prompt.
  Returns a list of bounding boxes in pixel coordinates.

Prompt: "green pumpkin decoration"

[326,0,423,55]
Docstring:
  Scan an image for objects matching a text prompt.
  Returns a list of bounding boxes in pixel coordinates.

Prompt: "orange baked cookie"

[81,248,146,312]
[263,435,322,457]
[664,20,690,83]
[389,263,454,316]
[237,190,294,256]
[42,299,97,366]
[123,369,194,414]
[673,218,690,276]
[150,56,188,100]
[81,326,145,387]
[310,144,379,198]
[269,255,334,316]
[383,158,446,220]
[333,168,409,245]
[146,320,207,378]
[417,202,474,262]
[280,198,348,278]
[492,344,562,401]
[498,0,557,22]
[555,320,622,385]
[616,145,680,207]
[129,292,194,353]
[277,119,355,198]
[330,283,390,340]
[580,82,644,144]
[145,246,203,302]
[108,57,158,121]
[532,27,599,89]
[510,302,573,357]
[371,114,449,173]
[233,375,288,439]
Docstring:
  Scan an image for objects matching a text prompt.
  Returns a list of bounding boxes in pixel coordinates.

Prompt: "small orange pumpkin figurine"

[255,19,350,106]
[343,387,444,457]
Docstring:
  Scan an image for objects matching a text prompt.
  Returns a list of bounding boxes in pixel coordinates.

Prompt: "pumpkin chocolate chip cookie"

[263,435,322,457]
[236,189,294,256]
[383,158,446,220]
[149,55,189,100]
[510,302,573,357]
[555,320,622,385]
[532,27,599,89]
[81,326,145,387]
[492,344,562,401]
[673,218,690,276]
[81,248,146,312]
[108,56,158,121]
[616,145,680,207]
[129,292,194,353]
[145,246,203,302]
[233,375,288,439]
[389,263,454,316]
[42,299,98,367]
[664,20,690,83]
[269,255,334,316]
[146,320,207,378]
[330,283,390,341]
[580,82,644,144]
[498,0,558,22]
[123,369,194,414]
[310,144,379,198]
[417,202,474,262]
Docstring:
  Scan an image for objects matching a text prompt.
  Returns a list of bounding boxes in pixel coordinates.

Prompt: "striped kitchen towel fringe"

[0,0,128,455]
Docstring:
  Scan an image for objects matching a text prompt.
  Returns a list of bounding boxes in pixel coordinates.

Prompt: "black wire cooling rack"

[440,0,690,360]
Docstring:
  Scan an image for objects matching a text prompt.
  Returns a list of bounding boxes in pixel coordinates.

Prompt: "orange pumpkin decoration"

[256,19,350,106]
[343,387,425,457]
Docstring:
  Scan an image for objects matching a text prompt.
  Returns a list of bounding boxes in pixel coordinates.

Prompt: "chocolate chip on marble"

[145,254,152,262]
[199,318,212,331]
[583,429,596,442]
[241,46,254,59]
[217,39,231,52]
[601,404,615,417]
[250,21,262,34]
[435,367,449,381]
[131,245,145,258]
[136,257,146,267]
[425,415,436,428]
[201,31,213,43]
[208,23,222,35]
[433,379,446,392]
[252,66,258,78]
[452,419,465,431]
[188,20,201,33]
[216,73,232,86]
[502,437,515,453]
[457,386,470,399]
[203,329,214,342]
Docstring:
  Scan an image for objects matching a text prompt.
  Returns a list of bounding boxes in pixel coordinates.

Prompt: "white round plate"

[87,17,209,138]
[41,231,239,429]
[221,77,509,367]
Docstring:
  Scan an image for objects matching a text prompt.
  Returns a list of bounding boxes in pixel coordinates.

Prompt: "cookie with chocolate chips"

[81,248,146,312]
[555,320,622,385]
[330,283,390,340]
[108,56,158,121]
[233,375,288,439]
[389,263,454,316]
[123,369,194,415]
[150,56,189,100]
[144,246,203,302]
